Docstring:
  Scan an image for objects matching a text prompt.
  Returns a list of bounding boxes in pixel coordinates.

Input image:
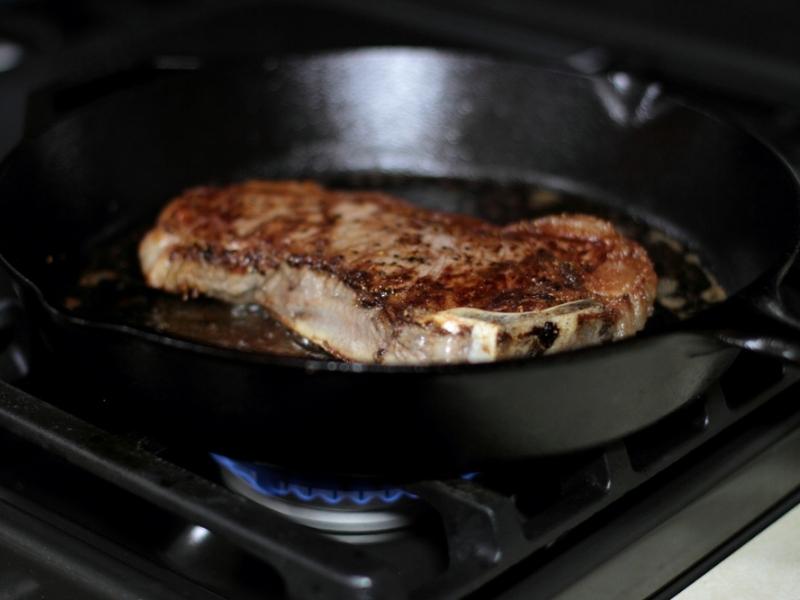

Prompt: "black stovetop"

[3,2,800,599]
[2,350,800,599]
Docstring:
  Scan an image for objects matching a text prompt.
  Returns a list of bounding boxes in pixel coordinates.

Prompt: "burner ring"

[213,454,420,533]
[220,468,419,533]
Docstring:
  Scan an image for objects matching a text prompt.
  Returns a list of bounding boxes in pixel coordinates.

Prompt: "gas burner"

[212,454,420,533]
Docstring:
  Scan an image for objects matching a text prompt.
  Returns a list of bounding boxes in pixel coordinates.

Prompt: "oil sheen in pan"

[63,176,726,360]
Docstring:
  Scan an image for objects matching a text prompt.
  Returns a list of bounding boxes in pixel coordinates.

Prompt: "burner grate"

[0,352,797,598]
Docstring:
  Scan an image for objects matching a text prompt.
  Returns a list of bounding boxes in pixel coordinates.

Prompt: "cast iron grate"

[0,350,795,599]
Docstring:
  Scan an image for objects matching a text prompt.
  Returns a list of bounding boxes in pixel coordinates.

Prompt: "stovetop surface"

[2,351,800,599]
[3,2,800,599]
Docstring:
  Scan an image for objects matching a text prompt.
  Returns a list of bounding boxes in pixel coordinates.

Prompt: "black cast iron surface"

[1,49,800,474]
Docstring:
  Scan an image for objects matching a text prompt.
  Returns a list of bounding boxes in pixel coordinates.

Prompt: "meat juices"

[139,180,657,364]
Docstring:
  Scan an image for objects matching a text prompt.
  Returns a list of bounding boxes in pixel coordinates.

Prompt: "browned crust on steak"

[140,180,657,363]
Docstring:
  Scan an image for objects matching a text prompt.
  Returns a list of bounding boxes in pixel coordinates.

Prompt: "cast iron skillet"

[1,48,800,477]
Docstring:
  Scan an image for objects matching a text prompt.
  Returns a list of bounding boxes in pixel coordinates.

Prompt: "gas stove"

[3,2,800,599]
[2,349,800,598]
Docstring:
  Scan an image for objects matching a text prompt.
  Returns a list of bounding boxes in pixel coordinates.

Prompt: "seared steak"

[139,180,657,364]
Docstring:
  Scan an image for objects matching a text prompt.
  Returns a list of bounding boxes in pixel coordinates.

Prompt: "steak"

[139,180,657,364]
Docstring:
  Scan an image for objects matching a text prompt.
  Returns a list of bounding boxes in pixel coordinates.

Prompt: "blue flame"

[212,454,418,506]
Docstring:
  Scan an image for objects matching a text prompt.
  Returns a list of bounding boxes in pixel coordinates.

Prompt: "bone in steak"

[139,180,657,364]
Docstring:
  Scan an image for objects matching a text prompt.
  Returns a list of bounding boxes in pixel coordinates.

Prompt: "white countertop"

[674,502,800,599]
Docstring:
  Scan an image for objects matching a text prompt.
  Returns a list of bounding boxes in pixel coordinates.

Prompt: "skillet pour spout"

[1,47,800,474]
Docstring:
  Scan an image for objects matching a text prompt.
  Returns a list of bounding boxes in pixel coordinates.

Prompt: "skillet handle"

[0,295,28,383]
[714,258,800,364]
[0,297,17,354]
